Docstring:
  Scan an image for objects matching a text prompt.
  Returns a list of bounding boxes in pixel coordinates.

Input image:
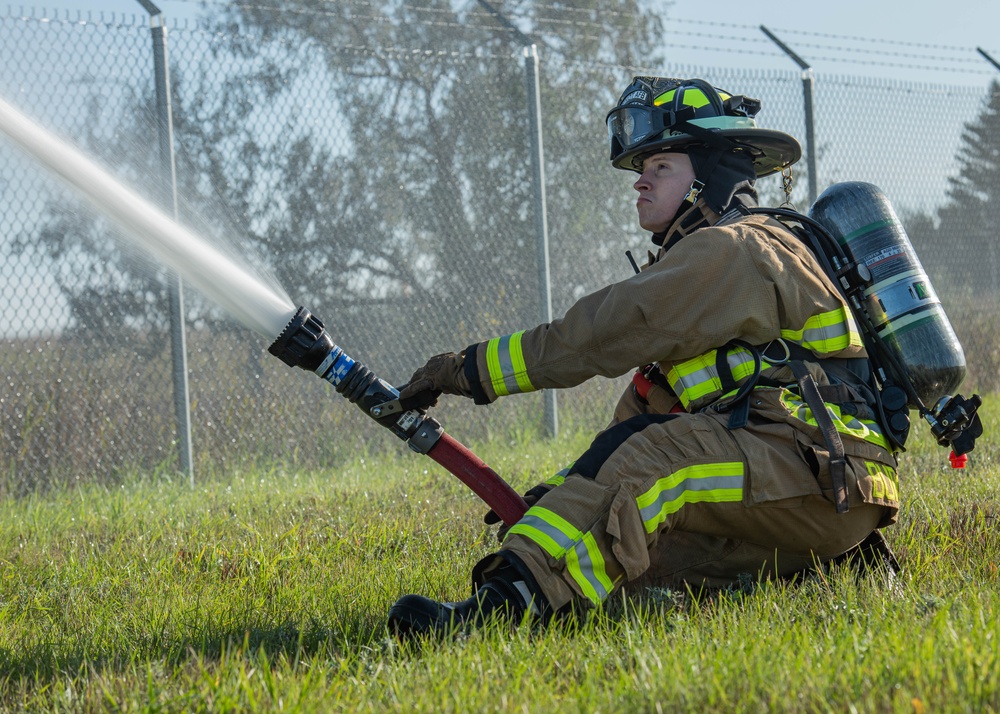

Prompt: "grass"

[0,405,998,713]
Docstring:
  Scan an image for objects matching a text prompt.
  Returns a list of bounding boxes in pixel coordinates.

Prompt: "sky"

[659,0,1000,85]
[28,0,1000,86]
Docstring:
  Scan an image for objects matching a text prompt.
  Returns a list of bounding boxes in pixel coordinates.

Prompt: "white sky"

[659,0,1000,85]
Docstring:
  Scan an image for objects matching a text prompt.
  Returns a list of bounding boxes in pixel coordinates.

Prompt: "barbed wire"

[9,0,1000,76]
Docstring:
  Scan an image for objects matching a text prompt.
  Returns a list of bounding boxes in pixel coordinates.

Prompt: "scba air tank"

[808,181,966,409]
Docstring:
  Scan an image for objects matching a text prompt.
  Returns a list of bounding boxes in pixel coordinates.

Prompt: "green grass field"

[0,403,998,713]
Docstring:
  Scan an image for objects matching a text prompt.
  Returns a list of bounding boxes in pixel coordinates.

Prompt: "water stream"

[0,95,296,340]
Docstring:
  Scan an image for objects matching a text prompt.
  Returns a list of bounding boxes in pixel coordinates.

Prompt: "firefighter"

[387,77,900,638]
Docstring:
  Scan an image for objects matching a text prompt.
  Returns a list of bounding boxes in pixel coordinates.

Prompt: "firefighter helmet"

[607,76,801,176]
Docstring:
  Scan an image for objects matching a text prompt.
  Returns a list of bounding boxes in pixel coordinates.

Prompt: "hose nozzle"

[267,305,438,448]
[268,306,336,372]
[265,305,528,525]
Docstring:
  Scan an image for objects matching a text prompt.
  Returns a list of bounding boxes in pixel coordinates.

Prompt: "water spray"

[0,94,528,525]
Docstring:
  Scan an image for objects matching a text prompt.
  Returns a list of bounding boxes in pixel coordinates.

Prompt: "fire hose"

[268,306,530,526]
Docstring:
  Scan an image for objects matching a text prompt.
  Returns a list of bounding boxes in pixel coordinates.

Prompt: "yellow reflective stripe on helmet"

[654,86,729,109]
[779,389,891,450]
[637,462,744,533]
[485,331,535,397]
[666,346,764,409]
[653,89,676,106]
[508,506,614,606]
[780,306,862,354]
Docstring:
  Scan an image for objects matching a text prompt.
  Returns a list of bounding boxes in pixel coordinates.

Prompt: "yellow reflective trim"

[485,331,535,397]
[507,522,562,558]
[637,462,744,533]
[653,86,729,108]
[564,546,600,605]
[780,307,862,354]
[564,533,614,606]
[778,389,891,450]
[528,506,578,539]
[680,88,710,108]
[508,331,534,393]
[486,338,506,396]
[582,532,616,596]
[865,461,899,501]
[671,351,714,378]
[508,508,617,605]
[634,462,744,510]
[544,462,574,487]
[666,347,766,407]
[653,89,676,106]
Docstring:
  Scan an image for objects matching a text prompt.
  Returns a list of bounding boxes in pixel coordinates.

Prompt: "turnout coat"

[462,201,899,610]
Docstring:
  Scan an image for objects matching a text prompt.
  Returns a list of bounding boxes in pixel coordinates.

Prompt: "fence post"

[137,0,194,485]
[977,47,1000,72]
[761,26,818,206]
[475,0,557,437]
[523,44,558,438]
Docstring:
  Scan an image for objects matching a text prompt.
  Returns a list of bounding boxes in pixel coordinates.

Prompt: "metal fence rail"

[1,6,998,493]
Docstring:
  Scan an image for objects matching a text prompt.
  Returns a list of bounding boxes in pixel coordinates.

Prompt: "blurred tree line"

[907,80,1000,294]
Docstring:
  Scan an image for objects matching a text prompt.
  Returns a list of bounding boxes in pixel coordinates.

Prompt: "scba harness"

[744,187,982,464]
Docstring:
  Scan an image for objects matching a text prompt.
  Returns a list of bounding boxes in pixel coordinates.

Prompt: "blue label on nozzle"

[323,352,355,386]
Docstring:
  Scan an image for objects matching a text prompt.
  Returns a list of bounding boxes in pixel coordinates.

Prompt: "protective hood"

[687,145,759,215]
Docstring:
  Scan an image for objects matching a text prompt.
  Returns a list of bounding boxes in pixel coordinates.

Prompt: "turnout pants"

[493,411,891,611]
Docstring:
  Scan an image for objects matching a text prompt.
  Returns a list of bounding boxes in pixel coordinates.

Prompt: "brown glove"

[397,351,473,409]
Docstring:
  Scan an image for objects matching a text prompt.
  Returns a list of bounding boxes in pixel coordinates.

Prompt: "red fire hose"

[426,432,528,525]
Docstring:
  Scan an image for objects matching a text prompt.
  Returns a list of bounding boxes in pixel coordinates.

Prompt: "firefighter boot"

[387,558,546,638]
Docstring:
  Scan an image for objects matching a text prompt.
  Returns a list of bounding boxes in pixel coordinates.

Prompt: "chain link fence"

[2,7,998,494]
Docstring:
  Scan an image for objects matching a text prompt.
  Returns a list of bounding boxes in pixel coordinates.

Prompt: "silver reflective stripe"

[568,535,612,602]
[492,334,513,394]
[801,321,849,348]
[637,463,745,533]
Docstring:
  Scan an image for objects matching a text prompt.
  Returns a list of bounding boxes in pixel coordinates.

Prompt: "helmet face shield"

[606,105,668,155]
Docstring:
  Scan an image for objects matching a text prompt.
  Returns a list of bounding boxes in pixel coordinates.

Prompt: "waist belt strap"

[716,339,761,430]
[791,360,850,513]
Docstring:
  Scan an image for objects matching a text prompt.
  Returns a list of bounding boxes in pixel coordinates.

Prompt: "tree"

[933,79,1000,294]
[898,80,1000,392]
[210,0,667,347]
[11,89,174,350]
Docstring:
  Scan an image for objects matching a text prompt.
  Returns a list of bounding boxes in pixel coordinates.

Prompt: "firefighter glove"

[397,351,473,410]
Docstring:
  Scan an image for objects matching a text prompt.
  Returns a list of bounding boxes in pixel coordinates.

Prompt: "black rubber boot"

[388,557,546,639]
